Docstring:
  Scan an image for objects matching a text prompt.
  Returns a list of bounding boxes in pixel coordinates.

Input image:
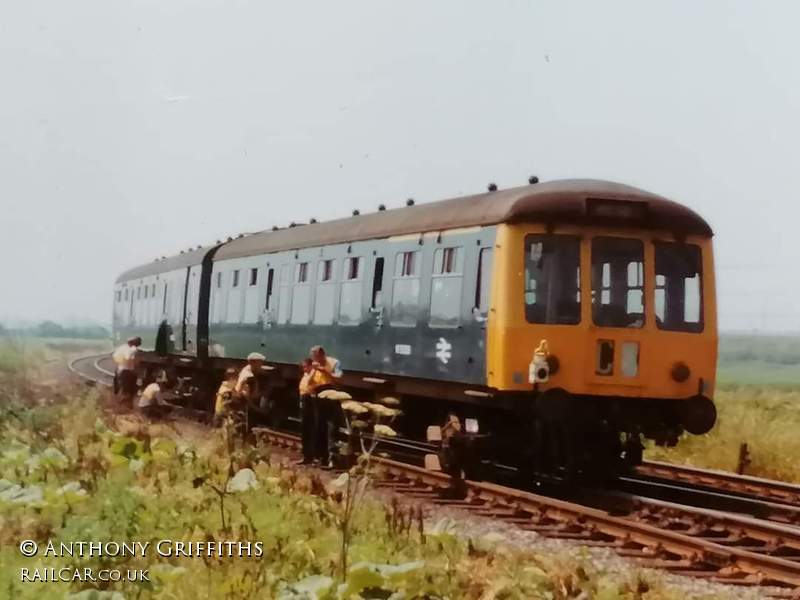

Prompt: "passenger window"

[371,257,385,309]
[162,284,168,313]
[291,262,311,324]
[319,259,334,282]
[655,242,703,332]
[124,289,129,301]
[277,264,292,324]
[430,247,463,328]
[475,247,493,314]
[151,283,156,297]
[232,270,240,288]
[591,237,644,328]
[264,268,275,309]
[296,262,309,283]
[212,274,224,323]
[314,259,337,325]
[339,257,363,325]
[249,268,258,286]
[391,250,421,326]
[524,235,581,325]
[345,256,361,280]
[144,285,148,299]
[434,247,462,275]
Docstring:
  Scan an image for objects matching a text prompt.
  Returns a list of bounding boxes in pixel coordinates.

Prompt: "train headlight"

[671,362,691,383]
[528,339,552,384]
[529,356,550,383]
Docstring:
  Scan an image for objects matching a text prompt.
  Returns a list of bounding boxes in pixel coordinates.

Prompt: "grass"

[0,348,734,599]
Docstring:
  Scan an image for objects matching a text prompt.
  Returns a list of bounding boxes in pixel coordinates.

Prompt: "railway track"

[637,461,800,512]
[258,428,800,594]
[68,353,115,387]
[69,354,800,594]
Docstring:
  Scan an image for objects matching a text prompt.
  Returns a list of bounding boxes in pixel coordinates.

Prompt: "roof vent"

[179,250,184,254]
[272,226,279,231]
[406,198,415,206]
[309,218,317,224]
[352,209,360,216]
[196,245,202,249]
[236,234,244,239]
[487,183,498,192]
[378,204,386,211]
[226,237,233,242]
[289,222,297,228]
[528,175,539,185]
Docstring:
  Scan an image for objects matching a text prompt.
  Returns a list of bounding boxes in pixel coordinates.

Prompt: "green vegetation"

[0,349,730,599]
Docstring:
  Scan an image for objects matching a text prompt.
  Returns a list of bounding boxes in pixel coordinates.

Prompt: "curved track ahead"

[68,354,800,594]
[68,353,114,387]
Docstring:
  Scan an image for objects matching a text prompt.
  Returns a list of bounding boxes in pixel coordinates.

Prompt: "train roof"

[115,246,213,283]
[115,179,712,281]
[215,179,712,261]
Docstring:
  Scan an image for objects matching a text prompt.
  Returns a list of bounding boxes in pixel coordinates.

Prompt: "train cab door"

[585,237,647,390]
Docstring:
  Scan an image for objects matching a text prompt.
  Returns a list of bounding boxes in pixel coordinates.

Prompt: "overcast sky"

[0,1,797,332]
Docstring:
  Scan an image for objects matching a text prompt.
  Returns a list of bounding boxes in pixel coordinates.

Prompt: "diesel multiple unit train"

[112,179,717,476]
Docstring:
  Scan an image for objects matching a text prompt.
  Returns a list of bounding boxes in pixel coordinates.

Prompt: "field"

[0,338,741,599]
[716,334,800,387]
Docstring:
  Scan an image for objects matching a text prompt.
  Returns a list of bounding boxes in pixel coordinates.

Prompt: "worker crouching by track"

[138,372,177,420]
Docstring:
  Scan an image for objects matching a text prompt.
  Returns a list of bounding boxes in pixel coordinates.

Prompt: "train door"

[184,266,202,354]
[367,254,387,367]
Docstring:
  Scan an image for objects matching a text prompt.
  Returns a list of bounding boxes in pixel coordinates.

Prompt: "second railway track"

[636,461,800,512]
[69,354,800,595]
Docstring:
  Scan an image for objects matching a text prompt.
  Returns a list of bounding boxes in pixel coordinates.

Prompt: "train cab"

[484,191,717,473]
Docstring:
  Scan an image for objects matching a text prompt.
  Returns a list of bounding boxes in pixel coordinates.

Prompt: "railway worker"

[309,345,343,469]
[235,352,267,432]
[138,372,175,420]
[112,336,141,410]
[214,367,240,427]
[235,352,266,399]
[297,358,318,465]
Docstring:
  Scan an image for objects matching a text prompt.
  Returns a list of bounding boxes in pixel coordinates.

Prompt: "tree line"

[0,320,109,340]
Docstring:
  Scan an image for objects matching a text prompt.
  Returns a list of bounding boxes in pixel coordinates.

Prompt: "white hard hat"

[247,352,266,361]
